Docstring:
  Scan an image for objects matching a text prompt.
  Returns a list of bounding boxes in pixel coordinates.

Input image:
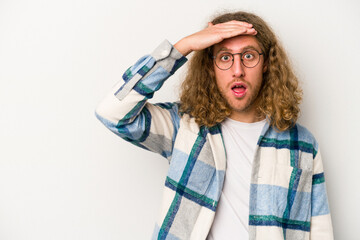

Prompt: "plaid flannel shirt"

[95,40,334,240]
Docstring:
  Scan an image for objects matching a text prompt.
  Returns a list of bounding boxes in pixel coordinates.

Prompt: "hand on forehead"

[174,20,257,56]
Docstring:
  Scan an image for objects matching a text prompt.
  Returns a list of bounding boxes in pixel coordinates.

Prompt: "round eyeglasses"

[212,49,264,70]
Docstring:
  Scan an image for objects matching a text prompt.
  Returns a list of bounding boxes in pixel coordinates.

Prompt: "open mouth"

[231,83,247,97]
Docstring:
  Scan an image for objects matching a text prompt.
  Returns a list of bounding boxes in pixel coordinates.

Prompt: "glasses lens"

[242,50,260,68]
[215,52,233,70]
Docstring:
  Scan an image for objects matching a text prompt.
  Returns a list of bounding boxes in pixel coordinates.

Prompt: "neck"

[229,104,265,123]
[228,97,265,123]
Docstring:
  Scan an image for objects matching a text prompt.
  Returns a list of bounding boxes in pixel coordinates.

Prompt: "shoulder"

[159,102,221,136]
[263,122,319,158]
[294,123,318,144]
[294,123,319,157]
[152,101,182,127]
[151,102,201,134]
[153,102,180,111]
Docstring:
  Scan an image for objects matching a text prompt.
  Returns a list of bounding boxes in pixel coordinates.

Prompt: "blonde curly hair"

[179,11,302,131]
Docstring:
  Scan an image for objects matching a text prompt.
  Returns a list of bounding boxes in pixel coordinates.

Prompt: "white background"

[0,0,359,239]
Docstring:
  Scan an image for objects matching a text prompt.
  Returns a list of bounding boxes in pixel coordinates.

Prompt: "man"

[95,11,333,240]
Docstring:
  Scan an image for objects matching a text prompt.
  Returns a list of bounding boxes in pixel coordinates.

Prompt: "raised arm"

[95,40,186,161]
[95,21,257,161]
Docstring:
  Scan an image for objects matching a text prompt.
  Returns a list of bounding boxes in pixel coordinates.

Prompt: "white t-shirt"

[207,118,266,240]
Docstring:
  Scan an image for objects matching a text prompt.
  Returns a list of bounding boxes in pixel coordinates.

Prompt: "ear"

[262,61,268,73]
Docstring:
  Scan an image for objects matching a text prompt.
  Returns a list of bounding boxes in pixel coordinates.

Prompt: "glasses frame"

[212,49,264,70]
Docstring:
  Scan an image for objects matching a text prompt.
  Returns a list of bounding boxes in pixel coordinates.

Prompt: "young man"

[95,11,333,240]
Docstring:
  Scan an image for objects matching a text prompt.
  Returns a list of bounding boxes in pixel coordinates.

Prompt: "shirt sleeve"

[310,148,334,239]
[95,40,187,161]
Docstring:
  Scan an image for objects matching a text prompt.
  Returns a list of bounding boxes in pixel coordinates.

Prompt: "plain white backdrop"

[0,0,359,239]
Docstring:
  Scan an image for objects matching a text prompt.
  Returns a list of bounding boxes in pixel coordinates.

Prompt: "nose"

[231,55,245,78]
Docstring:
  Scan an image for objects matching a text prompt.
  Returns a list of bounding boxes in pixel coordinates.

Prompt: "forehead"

[213,35,261,53]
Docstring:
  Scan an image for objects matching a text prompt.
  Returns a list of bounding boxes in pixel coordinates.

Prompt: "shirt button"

[161,50,168,57]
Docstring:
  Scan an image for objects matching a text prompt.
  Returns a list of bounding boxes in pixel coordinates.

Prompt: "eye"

[219,53,232,62]
[242,50,258,61]
[243,53,254,60]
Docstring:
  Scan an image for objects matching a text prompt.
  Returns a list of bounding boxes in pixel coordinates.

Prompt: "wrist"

[174,37,192,56]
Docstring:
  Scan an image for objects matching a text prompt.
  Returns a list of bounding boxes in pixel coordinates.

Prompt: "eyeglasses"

[212,49,264,70]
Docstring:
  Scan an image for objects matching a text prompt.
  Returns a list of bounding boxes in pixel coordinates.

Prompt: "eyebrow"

[216,45,260,53]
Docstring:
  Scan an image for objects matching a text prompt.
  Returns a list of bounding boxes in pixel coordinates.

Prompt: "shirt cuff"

[149,39,187,74]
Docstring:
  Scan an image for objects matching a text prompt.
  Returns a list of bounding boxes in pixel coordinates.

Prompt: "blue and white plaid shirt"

[95,40,333,240]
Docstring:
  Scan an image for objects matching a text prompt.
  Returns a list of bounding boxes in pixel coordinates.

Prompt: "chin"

[231,99,255,113]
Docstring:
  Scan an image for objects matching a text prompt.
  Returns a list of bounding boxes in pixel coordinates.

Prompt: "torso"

[207,118,266,240]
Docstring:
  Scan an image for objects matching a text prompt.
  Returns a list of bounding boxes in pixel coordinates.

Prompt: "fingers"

[211,20,257,39]
[226,20,252,27]
[214,20,253,29]
[175,20,257,55]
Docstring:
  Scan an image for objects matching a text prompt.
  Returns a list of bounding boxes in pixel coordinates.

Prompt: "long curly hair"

[179,11,302,131]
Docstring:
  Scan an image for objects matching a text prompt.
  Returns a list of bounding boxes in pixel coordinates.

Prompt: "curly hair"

[179,11,302,131]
